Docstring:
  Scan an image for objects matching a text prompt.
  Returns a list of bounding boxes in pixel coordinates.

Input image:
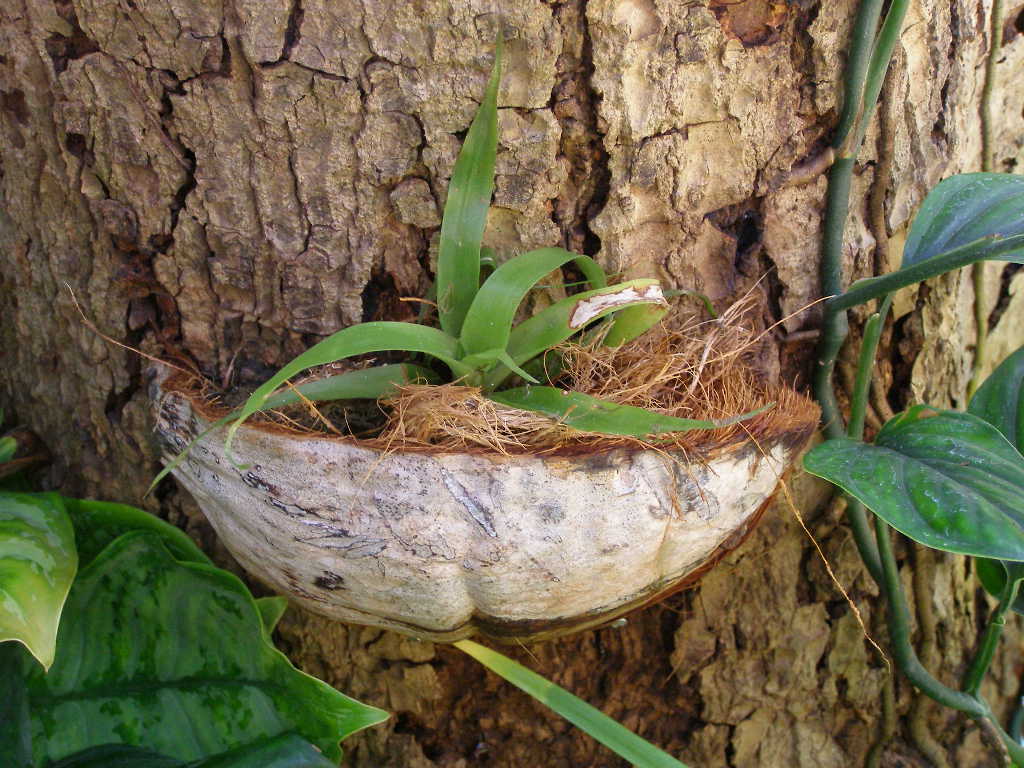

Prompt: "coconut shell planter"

[151,42,819,643]
[152,320,817,643]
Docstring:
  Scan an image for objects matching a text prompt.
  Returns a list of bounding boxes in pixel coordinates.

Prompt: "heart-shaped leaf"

[968,345,1024,610]
[832,173,1024,311]
[803,406,1024,560]
[975,558,1024,617]
[0,491,77,670]
[8,531,386,765]
[969,345,1024,453]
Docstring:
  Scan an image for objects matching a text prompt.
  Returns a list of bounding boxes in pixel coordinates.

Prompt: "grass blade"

[488,387,769,437]
[226,323,462,461]
[152,363,438,489]
[461,248,603,356]
[454,640,689,768]
[436,36,503,336]
[483,280,666,389]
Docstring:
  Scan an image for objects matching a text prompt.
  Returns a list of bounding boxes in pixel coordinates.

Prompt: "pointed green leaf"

[803,406,1024,560]
[436,36,502,335]
[0,491,77,671]
[255,597,289,635]
[461,247,605,355]
[833,173,1024,311]
[225,327,459,461]
[483,279,667,389]
[488,387,768,437]
[63,497,211,568]
[19,532,387,766]
[968,345,1024,452]
[454,640,688,768]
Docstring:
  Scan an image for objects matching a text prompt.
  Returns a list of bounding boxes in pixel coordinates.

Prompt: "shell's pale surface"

[154,381,807,642]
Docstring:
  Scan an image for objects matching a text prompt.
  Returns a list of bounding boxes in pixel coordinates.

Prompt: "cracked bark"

[2,0,1024,765]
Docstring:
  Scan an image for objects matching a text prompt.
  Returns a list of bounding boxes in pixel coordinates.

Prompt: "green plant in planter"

[154,39,759,476]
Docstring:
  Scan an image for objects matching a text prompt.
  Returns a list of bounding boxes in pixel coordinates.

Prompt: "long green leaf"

[482,279,667,389]
[968,345,1024,611]
[224,327,458,461]
[436,36,503,336]
[488,387,768,437]
[15,531,387,765]
[0,491,76,670]
[803,406,1024,560]
[460,247,605,355]
[152,363,437,492]
[832,173,1024,311]
[600,303,669,347]
[454,640,688,768]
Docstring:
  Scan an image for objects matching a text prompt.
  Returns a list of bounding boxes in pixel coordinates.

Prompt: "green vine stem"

[963,575,1022,697]
[969,0,1007,398]
[874,517,1024,763]
[815,0,912,583]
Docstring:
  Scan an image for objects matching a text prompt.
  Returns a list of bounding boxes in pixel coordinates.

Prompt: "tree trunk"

[3,0,1024,765]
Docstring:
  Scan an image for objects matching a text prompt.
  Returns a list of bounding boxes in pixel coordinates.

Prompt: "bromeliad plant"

[165,39,755,477]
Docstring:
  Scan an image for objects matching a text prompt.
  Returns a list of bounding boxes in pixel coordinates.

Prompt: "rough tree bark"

[2,0,1024,765]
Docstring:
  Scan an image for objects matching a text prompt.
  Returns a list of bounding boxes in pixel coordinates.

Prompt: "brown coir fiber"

[373,297,818,456]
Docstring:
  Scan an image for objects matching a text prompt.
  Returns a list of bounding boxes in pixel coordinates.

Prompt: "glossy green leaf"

[803,406,1024,560]
[454,640,688,768]
[482,279,666,389]
[62,497,210,568]
[461,247,605,355]
[968,345,1024,608]
[436,36,502,336]
[48,733,339,768]
[975,559,1024,617]
[488,387,768,437]
[15,532,387,765]
[968,345,1024,452]
[48,745,185,768]
[0,643,31,768]
[0,491,77,670]
[190,733,338,767]
[225,328,460,461]
[833,173,1024,311]
[151,364,436,492]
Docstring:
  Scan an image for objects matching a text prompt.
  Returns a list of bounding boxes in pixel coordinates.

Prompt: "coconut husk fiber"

[163,292,820,458]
